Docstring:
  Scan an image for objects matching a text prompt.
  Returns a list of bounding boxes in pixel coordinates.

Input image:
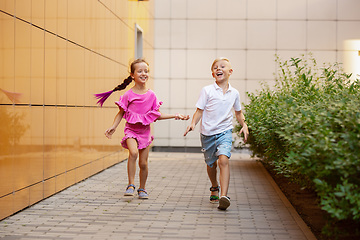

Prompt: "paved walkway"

[0,152,317,240]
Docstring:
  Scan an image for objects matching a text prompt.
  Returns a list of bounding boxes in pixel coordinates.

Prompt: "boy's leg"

[217,154,231,210]
[218,154,230,197]
[206,161,218,188]
[207,161,220,202]
[215,130,232,197]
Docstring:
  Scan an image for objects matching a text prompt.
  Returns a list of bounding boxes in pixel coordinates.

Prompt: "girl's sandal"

[137,188,149,199]
[210,186,220,203]
[124,184,136,196]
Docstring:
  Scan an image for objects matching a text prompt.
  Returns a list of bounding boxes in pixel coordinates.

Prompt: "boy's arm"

[235,110,249,143]
[184,108,203,136]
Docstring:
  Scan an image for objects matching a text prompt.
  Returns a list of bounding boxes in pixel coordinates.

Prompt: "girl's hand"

[105,128,116,139]
[175,113,190,120]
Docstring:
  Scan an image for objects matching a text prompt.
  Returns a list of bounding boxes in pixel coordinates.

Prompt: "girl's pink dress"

[115,89,162,149]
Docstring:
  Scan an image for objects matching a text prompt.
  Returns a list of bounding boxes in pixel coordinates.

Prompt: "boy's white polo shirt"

[196,82,241,136]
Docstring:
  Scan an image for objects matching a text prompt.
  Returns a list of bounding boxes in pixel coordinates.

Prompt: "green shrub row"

[239,55,360,222]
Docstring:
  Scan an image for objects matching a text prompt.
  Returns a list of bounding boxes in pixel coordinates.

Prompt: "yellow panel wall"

[0,0,154,220]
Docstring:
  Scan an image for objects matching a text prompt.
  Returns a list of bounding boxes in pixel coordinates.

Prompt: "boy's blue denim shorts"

[200,129,232,168]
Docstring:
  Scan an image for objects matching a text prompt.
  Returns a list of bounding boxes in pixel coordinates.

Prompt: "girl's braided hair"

[112,75,133,92]
[113,58,149,92]
[94,58,149,106]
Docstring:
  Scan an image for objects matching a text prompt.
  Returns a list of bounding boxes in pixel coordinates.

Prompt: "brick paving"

[0,152,317,240]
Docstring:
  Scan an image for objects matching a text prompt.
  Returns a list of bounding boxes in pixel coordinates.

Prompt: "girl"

[95,59,189,199]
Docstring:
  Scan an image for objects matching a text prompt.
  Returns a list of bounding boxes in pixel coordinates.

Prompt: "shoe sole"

[218,196,230,210]
[124,193,135,196]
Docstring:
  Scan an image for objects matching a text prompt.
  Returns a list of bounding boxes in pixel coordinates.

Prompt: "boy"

[184,57,249,210]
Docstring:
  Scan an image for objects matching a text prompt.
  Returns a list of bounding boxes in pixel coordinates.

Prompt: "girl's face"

[131,62,149,85]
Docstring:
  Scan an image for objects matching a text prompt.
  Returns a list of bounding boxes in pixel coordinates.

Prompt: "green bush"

[240,55,360,222]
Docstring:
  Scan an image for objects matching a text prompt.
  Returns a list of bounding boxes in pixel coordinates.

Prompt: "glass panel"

[67,48,85,106]
[0,0,14,15]
[31,27,45,105]
[65,170,76,188]
[44,107,56,180]
[0,0,153,220]
[55,107,67,175]
[55,173,66,192]
[14,21,31,104]
[13,106,32,191]
[43,0,56,33]
[13,188,29,213]
[43,177,55,199]
[56,39,67,105]
[29,182,43,206]
[15,0,31,23]
[32,0,45,29]
[0,195,13,220]
[44,33,57,105]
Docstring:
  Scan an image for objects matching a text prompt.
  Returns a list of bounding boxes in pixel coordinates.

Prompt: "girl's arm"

[235,110,249,143]
[105,108,125,139]
[157,112,190,120]
[184,108,203,136]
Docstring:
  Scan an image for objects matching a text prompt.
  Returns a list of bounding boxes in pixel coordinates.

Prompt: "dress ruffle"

[116,101,163,126]
[115,99,127,112]
[123,111,161,125]
[153,101,163,111]
[121,134,154,150]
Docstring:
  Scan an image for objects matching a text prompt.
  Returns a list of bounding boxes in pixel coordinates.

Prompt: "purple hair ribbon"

[94,90,113,107]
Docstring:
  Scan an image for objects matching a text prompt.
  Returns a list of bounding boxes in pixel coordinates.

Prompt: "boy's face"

[211,60,233,83]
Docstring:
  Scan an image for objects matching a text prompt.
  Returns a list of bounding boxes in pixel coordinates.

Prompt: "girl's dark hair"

[94,58,149,107]
[113,75,133,92]
[112,58,149,92]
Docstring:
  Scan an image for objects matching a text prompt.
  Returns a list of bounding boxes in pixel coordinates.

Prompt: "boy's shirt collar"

[213,82,233,93]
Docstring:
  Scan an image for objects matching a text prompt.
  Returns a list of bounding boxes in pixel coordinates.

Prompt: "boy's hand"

[239,125,249,143]
[184,124,195,136]
[184,108,202,136]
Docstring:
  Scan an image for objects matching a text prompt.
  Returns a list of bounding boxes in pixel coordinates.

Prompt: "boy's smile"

[216,72,224,77]
[212,60,233,83]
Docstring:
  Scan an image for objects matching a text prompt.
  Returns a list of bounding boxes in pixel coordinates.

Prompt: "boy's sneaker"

[218,196,231,210]
[137,189,149,199]
[124,184,136,196]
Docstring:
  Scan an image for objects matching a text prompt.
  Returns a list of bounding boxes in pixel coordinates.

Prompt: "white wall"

[153,0,360,147]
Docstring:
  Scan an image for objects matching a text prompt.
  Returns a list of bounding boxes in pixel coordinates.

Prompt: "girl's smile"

[131,62,149,84]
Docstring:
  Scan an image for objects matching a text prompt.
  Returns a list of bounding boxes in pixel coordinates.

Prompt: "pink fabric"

[121,123,153,150]
[115,89,162,149]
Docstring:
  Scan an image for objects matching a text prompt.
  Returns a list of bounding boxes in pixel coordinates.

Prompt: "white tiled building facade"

[153,0,360,148]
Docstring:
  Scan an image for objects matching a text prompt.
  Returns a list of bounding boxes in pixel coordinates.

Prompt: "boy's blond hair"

[211,57,231,71]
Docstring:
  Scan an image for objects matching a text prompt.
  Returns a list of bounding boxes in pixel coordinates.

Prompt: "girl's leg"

[126,138,139,187]
[218,155,230,197]
[138,145,150,190]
